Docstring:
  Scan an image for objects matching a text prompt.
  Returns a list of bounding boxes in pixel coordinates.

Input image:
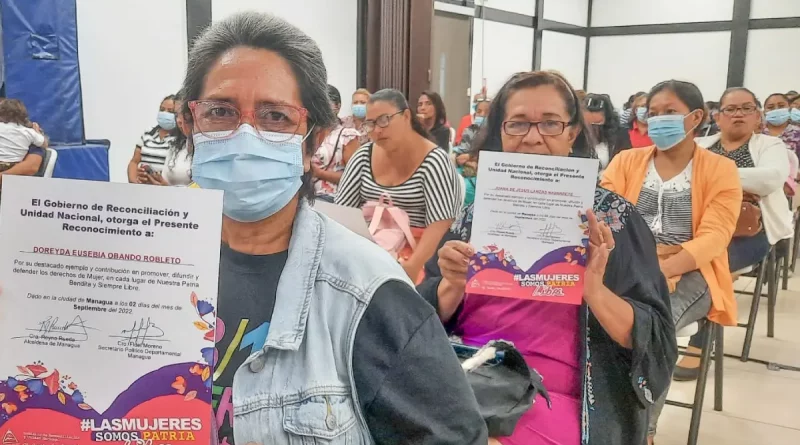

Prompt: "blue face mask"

[474,116,485,126]
[157,111,177,130]
[791,108,800,123]
[647,113,698,151]
[635,107,648,123]
[766,108,791,126]
[352,104,367,119]
[192,124,307,222]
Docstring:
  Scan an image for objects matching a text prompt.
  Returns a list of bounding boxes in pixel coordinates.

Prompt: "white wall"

[471,19,534,97]
[745,28,800,100]
[478,0,536,17]
[540,31,586,88]
[543,0,588,27]
[592,0,734,27]
[751,0,800,19]
[587,32,731,108]
[77,0,188,182]
[212,0,357,117]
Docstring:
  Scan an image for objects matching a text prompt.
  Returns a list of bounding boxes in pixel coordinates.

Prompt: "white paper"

[467,152,599,304]
[0,176,222,445]
[314,201,373,240]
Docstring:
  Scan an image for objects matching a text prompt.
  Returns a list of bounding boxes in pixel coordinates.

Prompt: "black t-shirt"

[213,243,486,445]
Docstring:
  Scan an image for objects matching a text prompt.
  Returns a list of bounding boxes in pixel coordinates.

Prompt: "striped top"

[636,159,694,245]
[335,144,462,228]
[138,127,175,172]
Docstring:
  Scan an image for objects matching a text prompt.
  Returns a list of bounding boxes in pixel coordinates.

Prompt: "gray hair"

[180,12,336,200]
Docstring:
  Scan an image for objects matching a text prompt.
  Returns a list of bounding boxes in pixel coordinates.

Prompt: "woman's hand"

[148,171,169,186]
[436,240,474,322]
[456,153,470,166]
[583,210,615,301]
[438,240,473,289]
[31,122,43,134]
[136,166,152,184]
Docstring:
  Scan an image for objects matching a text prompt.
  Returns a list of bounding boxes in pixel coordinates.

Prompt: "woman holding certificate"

[181,12,486,445]
[417,71,677,445]
[601,80,741,444]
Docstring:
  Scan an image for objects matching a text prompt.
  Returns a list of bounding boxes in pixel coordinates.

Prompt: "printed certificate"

[0,176,222,445]
[467,152,599,305]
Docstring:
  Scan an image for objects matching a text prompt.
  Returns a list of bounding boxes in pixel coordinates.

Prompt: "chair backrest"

[34,147,53,177]
[43,148,58,178]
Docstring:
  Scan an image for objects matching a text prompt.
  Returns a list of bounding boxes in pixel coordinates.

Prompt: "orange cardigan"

[600,145,742,326]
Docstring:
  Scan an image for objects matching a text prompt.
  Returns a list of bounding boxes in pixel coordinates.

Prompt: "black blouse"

[417,187,677,445]
[430,124,451,153]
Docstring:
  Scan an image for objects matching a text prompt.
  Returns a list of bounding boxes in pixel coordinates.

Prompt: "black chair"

[735,246,778,362]
[791,211,800,272]
[666,320,724,445]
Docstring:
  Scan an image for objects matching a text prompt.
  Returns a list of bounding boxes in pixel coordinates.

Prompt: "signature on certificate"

[490,220,522,235]
[12,315,97,341]
[109,317,169,347]
[535,223,564,240]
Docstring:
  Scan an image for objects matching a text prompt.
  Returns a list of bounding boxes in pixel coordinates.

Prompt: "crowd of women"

[120,11,799,445]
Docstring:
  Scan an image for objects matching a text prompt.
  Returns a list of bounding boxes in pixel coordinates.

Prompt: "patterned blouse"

[312,124,360,196]
[763,124,800,159]
[636,160,694,245]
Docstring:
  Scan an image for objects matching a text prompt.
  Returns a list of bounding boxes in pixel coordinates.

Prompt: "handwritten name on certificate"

[0,176,222,445]
[467,152,599,305]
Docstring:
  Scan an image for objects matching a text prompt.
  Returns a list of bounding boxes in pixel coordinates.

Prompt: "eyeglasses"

[503,120,568,137]
[361,111,404,133]
[188,100,308,141]
[720,104,758,116]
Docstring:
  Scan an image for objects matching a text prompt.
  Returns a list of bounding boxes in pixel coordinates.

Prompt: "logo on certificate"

[2,430,18,445]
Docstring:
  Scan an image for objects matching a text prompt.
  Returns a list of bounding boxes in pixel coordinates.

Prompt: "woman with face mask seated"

[417,71,677,445]
[668,88,794,381]
[310,85,361,201]
[183,12,487,445]
[455,94,490,145]
[336,89,463,280]
[342,88,372,147]
[141,98,194,187]
[582,93,632,174]
[628,92,654,148]
[762,93,800,159]
[128,94,178,183]
[601,80,742,444]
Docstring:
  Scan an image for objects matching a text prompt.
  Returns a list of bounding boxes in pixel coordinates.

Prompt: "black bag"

[453,340,551,437]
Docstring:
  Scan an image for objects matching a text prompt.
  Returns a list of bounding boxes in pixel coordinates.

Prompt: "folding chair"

[666,320,724,445]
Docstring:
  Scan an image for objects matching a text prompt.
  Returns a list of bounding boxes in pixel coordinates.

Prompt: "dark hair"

[168,93,190,172]
[646,80,706,122]
[471,71,594,159]
[180,12,336,202]
[420,90,447,127]
[719,87,758,107]
[161,94,177,106]
[327,84,342,107]
[788,90,798,96]
[369,88,430,139]
[0,99,30,126]
[584,93,621,150]
[764,93,790,107]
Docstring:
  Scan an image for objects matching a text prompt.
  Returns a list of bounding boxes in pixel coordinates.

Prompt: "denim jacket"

[231,203,413,445]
